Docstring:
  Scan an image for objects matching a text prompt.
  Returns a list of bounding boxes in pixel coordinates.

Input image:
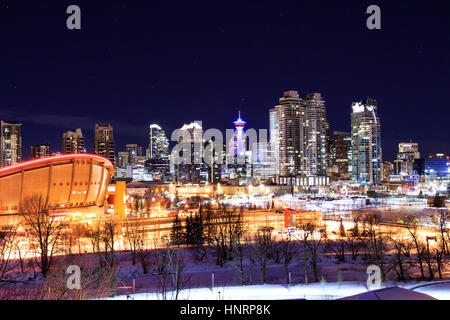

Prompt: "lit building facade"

[94,124,115,164]
[329,131,351,180]
[269,107,279,176]
[271,90,304,178]
[146,124,170,181]
[62,128,84,154]
[253,141,277,181]
[303,93,328,176]
[271,91,330,187]
[424,154,449,179]
[31,144,51,159]
[171,121,208,184]
[146,124,169,160]
[126,144,139,166]
[0,121,22,167]
[350,98,382,185]
[0,154,113,225]
[394,142,420,175]
[381,161,394,180]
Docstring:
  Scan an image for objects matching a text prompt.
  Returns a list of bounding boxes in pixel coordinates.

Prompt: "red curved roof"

[0,154,114,177]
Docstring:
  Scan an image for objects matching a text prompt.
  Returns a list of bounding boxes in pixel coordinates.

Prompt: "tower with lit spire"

[226,111,251,182]
[232,111,246,156]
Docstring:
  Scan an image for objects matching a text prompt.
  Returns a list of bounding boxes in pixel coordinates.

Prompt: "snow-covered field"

[107,281,450,300]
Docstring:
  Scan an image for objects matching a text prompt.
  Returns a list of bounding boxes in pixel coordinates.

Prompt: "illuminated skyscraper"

[270,91,330,186]
[350,98,382,185]
[303,93,328,176]
[394,142,420,175]
[269,108,279,176]
[62,128,84,154]
[117,151,129,168]
[0,120,22,167]
[126,144,139,165]
[271,90,304,179]
[145,124,170,181]
[31,144,50,159]
[171,121,208,184]
[147,124,169,160]
[94,124,115,164]
[330,131,351,179]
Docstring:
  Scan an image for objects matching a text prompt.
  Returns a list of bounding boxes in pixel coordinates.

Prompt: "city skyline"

[1,1,449,161]
[0,95,448,165]
[0,1,449,303]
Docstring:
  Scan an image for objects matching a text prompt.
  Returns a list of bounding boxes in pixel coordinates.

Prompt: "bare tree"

[244,234,255,285]
[87,219,117,270]
[279,235,298,284]
[405,218,426,280]
[424,236,436,280]
[0,224,18,284]
[361,214,388,281]
[101,219,116,269]
[435,247,445,280]
[205,204,244,267]
[136,227,151,274]
[72,223,86,255]
[347,235,362,261]
[255,227,273,284]
[125,220,140,265]
[391,235,413,281]
[19,195,63,277]
[23,256,117,300]
[326,219,346,262]
[437,210,449,256]
[155,244,189,300]
[300,223,323,282]
[326,239,346,262]
[228,227,247,286]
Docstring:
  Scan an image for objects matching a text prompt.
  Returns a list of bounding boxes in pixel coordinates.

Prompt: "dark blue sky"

[1,0,449,161]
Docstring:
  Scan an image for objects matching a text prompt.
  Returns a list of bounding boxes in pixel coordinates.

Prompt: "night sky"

[1,0,449,161]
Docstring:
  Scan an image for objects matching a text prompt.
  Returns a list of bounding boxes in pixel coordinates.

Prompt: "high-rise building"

[126,144,139,166]
[62,128,84,154]
[329,131,351,179]
[253,141,277,181]
[94,124,115,164]
[271,90,304,179]
[303,93,328,176]
[0,121,22,167]
[381,161,394,180]
[271,91,330,186]
[269,108,279,176]
[425,153,449,179]
[117,151,129,168]
[394,142,420,175]
[171,121,208,184]
[31,144,50,159]
[147,124,169,160]
[350,98,382,185]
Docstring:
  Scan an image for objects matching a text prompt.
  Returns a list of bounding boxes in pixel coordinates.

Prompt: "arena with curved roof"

[0,154,114,224]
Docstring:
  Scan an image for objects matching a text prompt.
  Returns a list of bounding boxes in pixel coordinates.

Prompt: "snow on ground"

[107,280,450,300]
[407,281,450,300]
[107,282,369,300]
